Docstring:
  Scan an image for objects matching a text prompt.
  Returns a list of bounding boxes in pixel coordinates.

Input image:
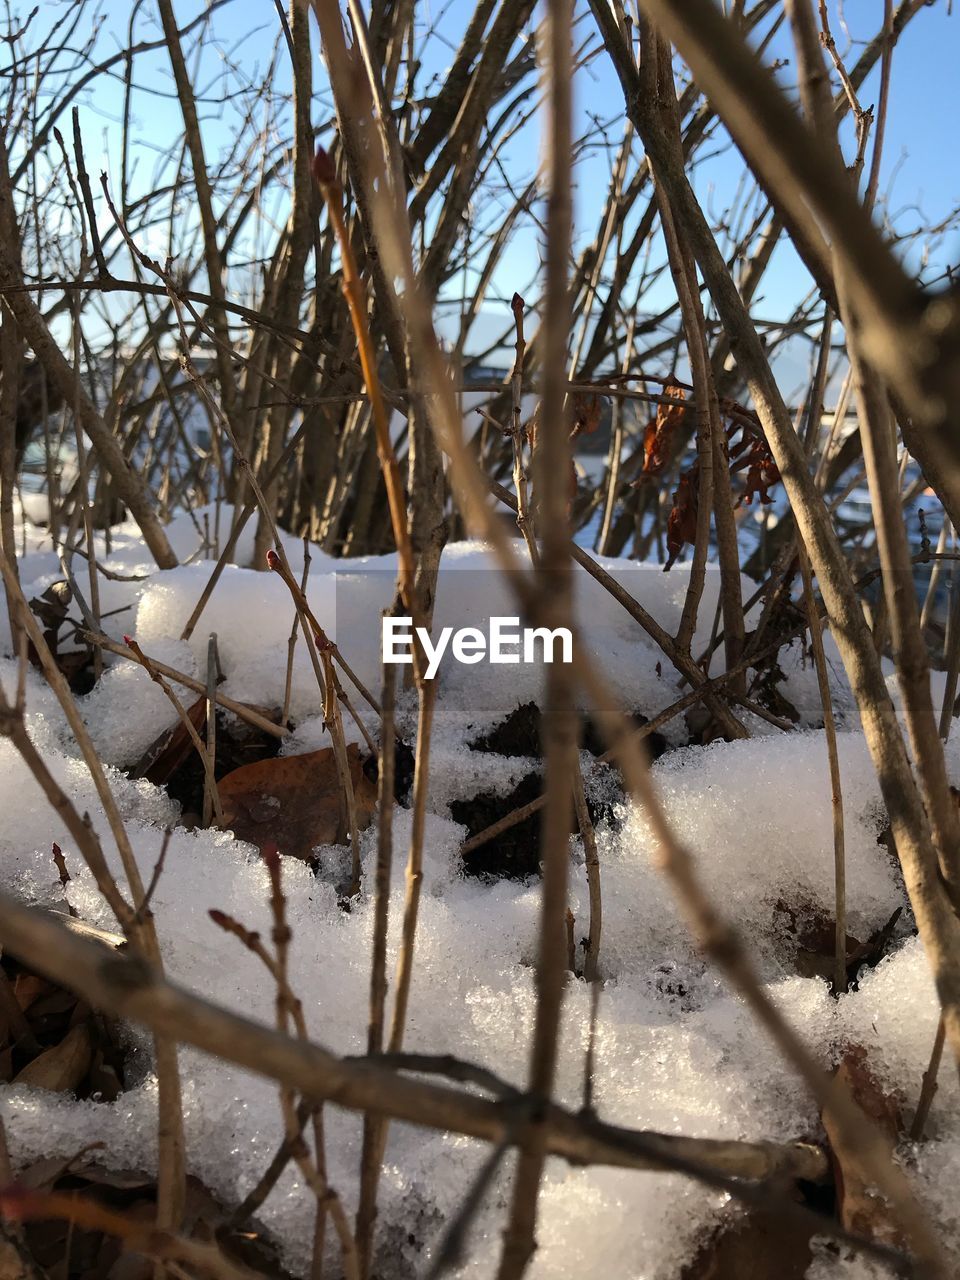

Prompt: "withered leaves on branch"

[526,392,605,514]
[651,411,782,570]
[642,378,687,477]
[665,468,699,570]
[730,432,781,508]
[26,582,95,693]
[568,391,603,441]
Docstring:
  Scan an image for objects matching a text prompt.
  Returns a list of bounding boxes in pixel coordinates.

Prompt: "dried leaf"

[845,907,903,977]
[19,1145,109,1193]
[0,1232,36,1280]
[823,1045,904,1249]
[568,392,602,439]
[665,468,699,570]
[13,976,50,1013]
[28,581,72,632]
[776,901,903,986]
[86,1047,124,1103]
[26,582,95,690]
[13,1023,93,1094]
[51,842,70,888]
[217,743,377,862]
[131,695,206,785]
[642,379,686,476]
[776,898,863,983]
[732,435,780,507]
[14,1168,298,1280]
[682,1206,813,1279]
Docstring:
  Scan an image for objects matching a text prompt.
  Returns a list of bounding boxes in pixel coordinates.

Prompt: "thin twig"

[798,542,846,993]
[124,635,224,827]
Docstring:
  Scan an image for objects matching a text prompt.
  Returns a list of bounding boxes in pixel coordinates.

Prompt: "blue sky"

[6,0,959,367]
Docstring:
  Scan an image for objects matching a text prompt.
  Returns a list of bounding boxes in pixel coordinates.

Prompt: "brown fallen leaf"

[774,899,903,988]
[13,1167,298,1280]
[2,938,127,1099]
[0,1230,40,1280]
[131,695,206,785]
[13,1023,93,1094]
[822,1044,905,1249]
[844,907,903,980]
[19,1144,108,1192]
[682,1205,813,1279]
[776,898,863,984]
[12,976,50,1014]
[217,743,377,863]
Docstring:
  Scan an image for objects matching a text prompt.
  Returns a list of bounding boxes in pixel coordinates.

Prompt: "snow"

[80,637,199,767]
[595,731,903,984]
[1,512,957,1279]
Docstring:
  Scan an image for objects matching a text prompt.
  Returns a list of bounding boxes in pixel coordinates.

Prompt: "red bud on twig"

[209,909,261,949]
[312,145,336,187]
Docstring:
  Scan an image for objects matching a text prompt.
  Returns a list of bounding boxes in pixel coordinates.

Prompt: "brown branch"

[0,893,832,1191]
[496,6,575,1273]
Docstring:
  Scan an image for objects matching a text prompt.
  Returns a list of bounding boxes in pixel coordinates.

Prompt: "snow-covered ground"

[1,502,957,1278]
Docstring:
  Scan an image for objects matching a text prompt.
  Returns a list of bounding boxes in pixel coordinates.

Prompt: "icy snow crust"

[0,509,954,1278]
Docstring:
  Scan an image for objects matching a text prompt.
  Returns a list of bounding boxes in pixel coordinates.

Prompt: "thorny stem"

[11,893,938,1262]
[281,541,311,727]
[387,678,438,1055]
[305,7,950,1266]
[593,0,960,1085]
